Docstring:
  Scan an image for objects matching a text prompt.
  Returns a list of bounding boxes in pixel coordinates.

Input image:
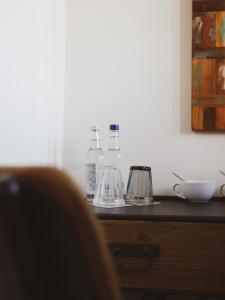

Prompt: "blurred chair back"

[0,167,122,300]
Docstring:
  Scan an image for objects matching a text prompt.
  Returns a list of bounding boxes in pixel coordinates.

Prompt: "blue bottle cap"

[110,124,119,130]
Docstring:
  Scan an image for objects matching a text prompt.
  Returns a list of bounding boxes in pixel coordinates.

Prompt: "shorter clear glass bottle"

[84,125,104,200]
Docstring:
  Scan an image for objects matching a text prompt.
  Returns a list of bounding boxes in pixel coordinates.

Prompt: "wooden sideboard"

[93,197,225,297]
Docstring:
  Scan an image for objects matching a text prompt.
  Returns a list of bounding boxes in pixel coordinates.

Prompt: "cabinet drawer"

[99,220,225,294]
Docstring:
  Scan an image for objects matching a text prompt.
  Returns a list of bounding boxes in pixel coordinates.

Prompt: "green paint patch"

[193,63,202,91]
[220,16,225,41]
[193,98,225,105]
[193,48,225,58]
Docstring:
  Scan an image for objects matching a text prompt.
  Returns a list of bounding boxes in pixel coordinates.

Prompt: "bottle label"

[85,163,96,194]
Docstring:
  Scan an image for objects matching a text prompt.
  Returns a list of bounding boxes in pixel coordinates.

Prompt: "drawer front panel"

[99,220,225,293]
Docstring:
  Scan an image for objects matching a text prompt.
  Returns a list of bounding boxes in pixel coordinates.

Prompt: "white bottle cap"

[91,124,100,131]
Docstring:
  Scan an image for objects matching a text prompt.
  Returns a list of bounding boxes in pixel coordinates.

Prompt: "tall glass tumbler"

[125,166,153,205]
[93,166,125,207]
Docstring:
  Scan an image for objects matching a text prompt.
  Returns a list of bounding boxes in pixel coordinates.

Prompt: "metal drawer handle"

[109,243,160,272]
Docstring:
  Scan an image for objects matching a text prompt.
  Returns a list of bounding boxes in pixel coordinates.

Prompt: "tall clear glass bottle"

[105,124,124,193]
[84,125,104,200]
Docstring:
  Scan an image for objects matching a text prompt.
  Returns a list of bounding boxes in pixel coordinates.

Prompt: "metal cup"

[125,166,153,205]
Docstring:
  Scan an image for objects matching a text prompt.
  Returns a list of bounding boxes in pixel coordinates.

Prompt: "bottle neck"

[108,129,120,150]
[89,130,101,149]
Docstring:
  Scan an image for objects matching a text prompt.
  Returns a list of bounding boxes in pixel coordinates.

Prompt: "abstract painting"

[192,0,225,131]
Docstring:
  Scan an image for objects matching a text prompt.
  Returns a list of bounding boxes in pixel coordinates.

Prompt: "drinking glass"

[125,166,153,205]
[93,166,125,207]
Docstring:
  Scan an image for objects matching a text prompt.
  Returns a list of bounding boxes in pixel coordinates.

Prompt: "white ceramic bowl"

[173,179,216,203]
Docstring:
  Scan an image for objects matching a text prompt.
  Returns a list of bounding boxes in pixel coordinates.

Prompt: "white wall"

[0,0,65,166]
[64,0,225,195]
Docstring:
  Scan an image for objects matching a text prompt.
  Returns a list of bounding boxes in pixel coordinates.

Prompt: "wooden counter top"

[93,196,225,223]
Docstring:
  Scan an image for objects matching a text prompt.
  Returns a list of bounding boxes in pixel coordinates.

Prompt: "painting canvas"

[192,0,225,131]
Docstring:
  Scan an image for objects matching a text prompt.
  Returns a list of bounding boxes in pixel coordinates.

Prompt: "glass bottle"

[105,124,124,193]
[84,125,104,200]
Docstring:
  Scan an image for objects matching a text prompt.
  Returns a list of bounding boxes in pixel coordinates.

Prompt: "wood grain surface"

[99,220,225,294]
